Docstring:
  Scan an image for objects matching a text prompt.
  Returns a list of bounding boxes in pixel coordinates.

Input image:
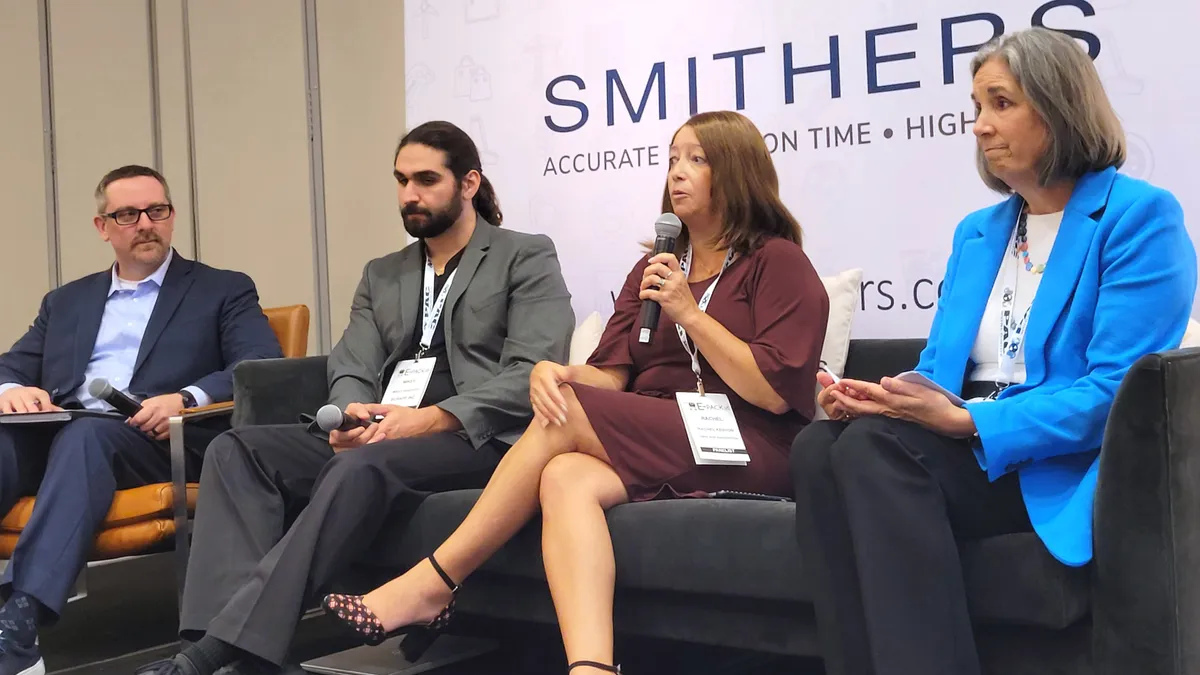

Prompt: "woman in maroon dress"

[322,111,830,673]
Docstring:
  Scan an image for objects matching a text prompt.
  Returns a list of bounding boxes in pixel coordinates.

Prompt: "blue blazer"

[917,167,1197,566]
[0,252,283,406]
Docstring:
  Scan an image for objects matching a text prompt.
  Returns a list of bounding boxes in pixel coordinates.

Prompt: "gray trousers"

[178,423,505,665]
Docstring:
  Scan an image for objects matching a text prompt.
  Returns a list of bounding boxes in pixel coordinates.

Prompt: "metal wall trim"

[37,0,61,289]
[147,0,163,172]
[302,0,332,354]
[181,0,201,259]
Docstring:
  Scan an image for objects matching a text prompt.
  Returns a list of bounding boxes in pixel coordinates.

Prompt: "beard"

[401,187,464,239]
[129,232,166,260]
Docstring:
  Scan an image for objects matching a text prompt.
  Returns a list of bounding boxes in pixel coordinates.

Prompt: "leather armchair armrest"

[163,399,235,595]
[181,401,235,421]
[163,399,235,596]
[1092,347,1200,675]
[231,356,330,427]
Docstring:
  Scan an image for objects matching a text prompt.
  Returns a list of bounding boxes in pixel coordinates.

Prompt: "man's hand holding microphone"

[317,402,459,451]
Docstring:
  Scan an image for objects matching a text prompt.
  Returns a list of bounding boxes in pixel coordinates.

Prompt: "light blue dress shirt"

[0,251,211,411]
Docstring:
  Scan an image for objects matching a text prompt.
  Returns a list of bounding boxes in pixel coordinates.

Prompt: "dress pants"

[0,418,193,617]
[790,416,1033,675]
[178,424,506,665]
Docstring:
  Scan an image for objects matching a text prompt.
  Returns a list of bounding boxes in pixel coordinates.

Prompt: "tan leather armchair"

[0,305,310,572]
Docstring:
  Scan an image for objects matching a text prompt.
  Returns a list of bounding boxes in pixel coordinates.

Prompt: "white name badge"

[676,392,750,466]
[380,357,436,407]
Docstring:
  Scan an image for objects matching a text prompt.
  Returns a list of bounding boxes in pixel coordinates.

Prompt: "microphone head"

[315,404,346,433]
[87,378,113,400]
[654,213,683,238]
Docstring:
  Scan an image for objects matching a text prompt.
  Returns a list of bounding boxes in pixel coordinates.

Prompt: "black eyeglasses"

[103,203,174,226]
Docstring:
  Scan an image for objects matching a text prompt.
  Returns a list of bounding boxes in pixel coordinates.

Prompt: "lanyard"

[675,243,736,395]
[997,207,1031,386]
[418,254,458,359]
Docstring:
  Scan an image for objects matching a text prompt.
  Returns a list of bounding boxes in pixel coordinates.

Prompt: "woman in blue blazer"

[790,27,1197,675]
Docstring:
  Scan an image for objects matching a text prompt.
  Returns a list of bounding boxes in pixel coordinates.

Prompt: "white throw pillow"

[569,311,605,365]
[813,268,863,420]
[1181,318,1200,349]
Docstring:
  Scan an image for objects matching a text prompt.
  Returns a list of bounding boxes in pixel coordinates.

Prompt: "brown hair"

[95,165,171,214]
[660,111,802,254]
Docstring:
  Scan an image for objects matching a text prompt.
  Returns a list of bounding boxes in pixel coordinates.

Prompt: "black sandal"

[568,661,621,673]
[322,554,460,660]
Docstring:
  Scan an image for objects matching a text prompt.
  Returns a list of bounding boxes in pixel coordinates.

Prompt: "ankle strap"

[427,554,459,593]
[568,661,621,673]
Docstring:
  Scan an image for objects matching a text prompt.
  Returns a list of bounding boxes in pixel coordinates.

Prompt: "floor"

[39,554,824,675]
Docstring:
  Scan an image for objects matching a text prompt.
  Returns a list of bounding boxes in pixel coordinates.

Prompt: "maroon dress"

[568,237,830,500]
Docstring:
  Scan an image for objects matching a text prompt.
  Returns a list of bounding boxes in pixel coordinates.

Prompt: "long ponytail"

[474,174,503,226]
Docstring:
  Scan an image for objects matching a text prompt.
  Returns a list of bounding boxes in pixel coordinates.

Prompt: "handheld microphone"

[637,213,684,344]
[315,404,385,433]
[87,379,143,417]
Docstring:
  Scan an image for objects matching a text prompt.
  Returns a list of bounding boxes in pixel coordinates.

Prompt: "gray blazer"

[326,219,574,447]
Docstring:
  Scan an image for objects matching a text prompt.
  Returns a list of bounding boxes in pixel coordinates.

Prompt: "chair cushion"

[1,482,198,532]
[812,269,863,420]
[815,269,862,379]
[569,312,605,366]
[264,304,311,359]
[1181,318,1200,348]
[384,490,1090,630]
[0,517,182,561]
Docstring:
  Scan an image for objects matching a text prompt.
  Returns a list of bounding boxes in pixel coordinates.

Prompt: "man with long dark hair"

[142,121,574,675]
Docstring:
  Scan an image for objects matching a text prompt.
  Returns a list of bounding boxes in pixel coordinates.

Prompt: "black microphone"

[638,213,684,344]
[87,378,143,417]
[315,404,385,433]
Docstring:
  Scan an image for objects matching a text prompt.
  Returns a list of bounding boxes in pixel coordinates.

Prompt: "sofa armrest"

[231,356,330,428]
[1092,347,1200,675]
[181,400,235,420]
[842,338,927,382]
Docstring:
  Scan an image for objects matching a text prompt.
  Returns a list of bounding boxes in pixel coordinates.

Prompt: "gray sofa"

[230,338,1200,675]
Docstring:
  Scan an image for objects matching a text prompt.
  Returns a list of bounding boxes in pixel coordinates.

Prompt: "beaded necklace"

[1014,206,1046,275]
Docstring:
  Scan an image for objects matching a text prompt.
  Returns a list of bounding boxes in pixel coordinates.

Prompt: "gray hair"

[94,164,172,214]
[971,28,1125,194]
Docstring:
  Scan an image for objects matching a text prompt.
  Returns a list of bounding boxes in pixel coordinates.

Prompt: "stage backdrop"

[405,0,1200,337]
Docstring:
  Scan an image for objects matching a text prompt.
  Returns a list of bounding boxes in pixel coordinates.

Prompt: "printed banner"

[406,0,1200,336]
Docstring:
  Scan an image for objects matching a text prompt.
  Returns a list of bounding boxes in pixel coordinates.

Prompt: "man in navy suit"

[0,165,281,675]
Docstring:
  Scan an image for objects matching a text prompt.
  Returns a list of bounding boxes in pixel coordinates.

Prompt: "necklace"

[1014,207,1046,275]
[686,247,729,278]
[689,256,727,281]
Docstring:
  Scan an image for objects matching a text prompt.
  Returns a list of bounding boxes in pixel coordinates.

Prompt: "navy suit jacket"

[0,251,282,406]
[916,167,1197,566]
